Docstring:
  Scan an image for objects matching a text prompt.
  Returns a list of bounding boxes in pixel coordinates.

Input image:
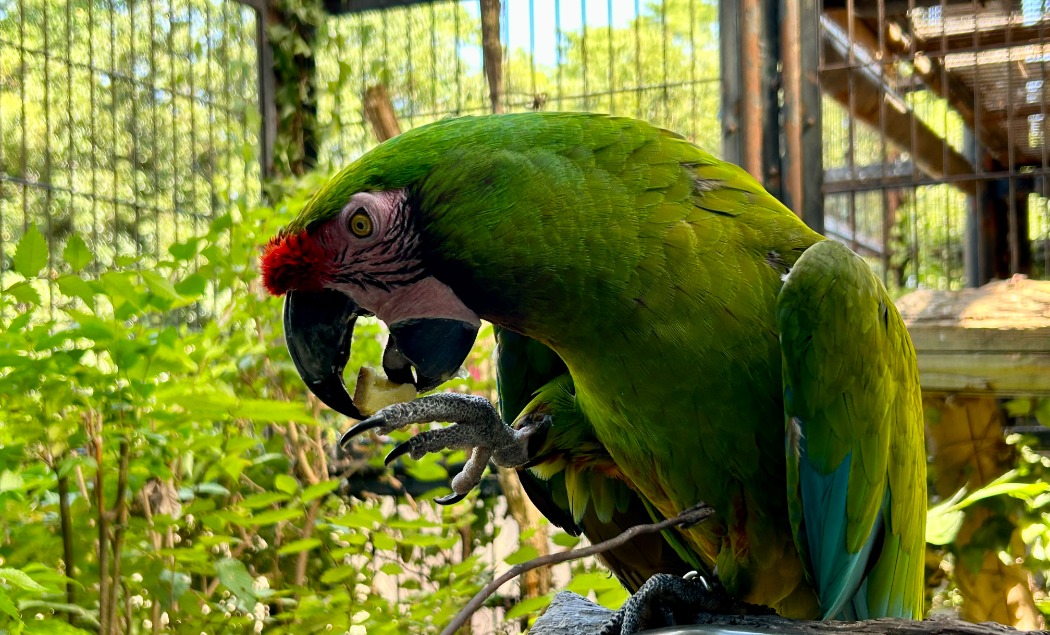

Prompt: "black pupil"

[353,211,368,233]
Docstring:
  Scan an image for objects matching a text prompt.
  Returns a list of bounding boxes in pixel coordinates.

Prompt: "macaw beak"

[283,289,366,420]
[386,318,479,392]
[283,290,479,419]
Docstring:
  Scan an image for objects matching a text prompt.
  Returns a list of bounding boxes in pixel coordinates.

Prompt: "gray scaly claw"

[340,393,539,503]
[599,569,772,635]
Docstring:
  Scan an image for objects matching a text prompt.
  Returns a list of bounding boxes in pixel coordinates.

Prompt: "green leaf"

[5,281,41,305]
[504,545,539,566]
[926,488,968,546]
[62,234,92,272]
[174,273,208,298]
[403,457,448,482]
[329,507,384,530]
[0,568,47,592]
[168,238,202,261]
[241,507,303,526]
[210,213,233,234]
[300,480,339,503]
[926,505,965,546]
[231,399,315,424]
[214,558,256,601]
[274,474,298,494]
[241,492,291,510]
[276,538,322,555]
[1035,398,1050,428]
[140,270,183,303]
[505,593,554,620]
[596,586,630,609]
[21,606,97,632]
[319,565,356,585]
[0,588,18,620]
[1004,398,1033,418]
[13,225,48,278]
[56,276,96,310]
[0,471,25,492]
[371,532,396,551]
[379,562,402,576]
[193,482,231,497]
[384,517,442,530]
[551,531,581,548]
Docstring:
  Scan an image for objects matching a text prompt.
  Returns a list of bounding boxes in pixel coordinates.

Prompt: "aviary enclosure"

[0,0,1049,633]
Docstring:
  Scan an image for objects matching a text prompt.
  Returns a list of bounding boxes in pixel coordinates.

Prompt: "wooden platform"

[896,277,1050,396]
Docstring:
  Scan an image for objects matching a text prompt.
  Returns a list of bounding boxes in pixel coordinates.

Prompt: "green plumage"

[288,113,926,619]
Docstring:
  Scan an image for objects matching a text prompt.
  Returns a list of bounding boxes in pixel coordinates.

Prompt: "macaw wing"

[777,240,925,620]
[494,327,698,592]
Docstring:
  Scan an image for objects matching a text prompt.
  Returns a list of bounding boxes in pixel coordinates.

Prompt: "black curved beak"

[387,318,479,392]
[284,290,480,419]
[283,289,364,420]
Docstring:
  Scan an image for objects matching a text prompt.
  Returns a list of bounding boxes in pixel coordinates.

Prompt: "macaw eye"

[348,208,373,238]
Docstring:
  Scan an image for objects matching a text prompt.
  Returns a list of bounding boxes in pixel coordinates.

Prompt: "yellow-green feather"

[778,240,926,619]
[287,113,925,617]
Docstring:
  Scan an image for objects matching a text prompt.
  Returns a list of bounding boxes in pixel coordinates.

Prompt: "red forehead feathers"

[260,231,331,296]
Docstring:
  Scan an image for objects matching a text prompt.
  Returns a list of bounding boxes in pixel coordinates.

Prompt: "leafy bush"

[0,179,503,634]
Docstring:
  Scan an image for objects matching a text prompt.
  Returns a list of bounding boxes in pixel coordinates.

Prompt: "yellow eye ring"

[348,209,373,238]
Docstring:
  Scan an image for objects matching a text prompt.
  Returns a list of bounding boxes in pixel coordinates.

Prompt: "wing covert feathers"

[778,240,926,619]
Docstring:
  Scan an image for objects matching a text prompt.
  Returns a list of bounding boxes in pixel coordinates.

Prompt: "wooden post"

[480,0,503,114]
[781,0,823,233]
[363,85,402,142]
[721,0,782,199]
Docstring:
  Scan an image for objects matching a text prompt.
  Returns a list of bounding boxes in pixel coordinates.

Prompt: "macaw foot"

[339,393,542,504]
[598,572,772,635]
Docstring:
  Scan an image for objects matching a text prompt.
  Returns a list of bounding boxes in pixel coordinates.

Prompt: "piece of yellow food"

[353,367,418,416]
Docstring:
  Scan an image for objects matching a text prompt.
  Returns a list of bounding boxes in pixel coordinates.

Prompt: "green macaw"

[261,113,926,622]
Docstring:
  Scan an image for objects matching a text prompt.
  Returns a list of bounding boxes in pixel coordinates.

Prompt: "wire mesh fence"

[820,0,1050,292]
[315,0,721,170]
[0,0,263,315]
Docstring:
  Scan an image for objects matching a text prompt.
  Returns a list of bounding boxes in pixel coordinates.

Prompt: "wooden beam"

[822,0,943,17]
[896,278,1050,396]
[824,160,916,188]
[323,0,435,14]
[878,18,1013,164]
[912,21,1050,56]
[821,16,977,195]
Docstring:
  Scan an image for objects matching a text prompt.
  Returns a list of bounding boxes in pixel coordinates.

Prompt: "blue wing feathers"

[798,433,887,620]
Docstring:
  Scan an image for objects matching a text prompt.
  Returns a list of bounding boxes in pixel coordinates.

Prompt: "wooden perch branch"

[363,85,401,142]
[440,504,715,635]
[442,498,1034,635]
[529,591,1028,635]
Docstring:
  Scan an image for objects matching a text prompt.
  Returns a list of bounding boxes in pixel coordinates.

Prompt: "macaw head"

[260,119,489,419]
[261,112,683,419]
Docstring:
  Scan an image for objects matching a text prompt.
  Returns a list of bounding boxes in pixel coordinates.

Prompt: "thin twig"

[440,504,714,635]
[90,413,110,635]
[108,439,130,632]
[52,451,76,619]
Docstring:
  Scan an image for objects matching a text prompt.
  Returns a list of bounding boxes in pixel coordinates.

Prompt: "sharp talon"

[434,492,466,505]
[339,416,385,448]
[384,440,413,466]
[683,571,711,591]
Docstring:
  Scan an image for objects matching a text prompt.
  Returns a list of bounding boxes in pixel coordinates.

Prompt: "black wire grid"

[0,0,263,313]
